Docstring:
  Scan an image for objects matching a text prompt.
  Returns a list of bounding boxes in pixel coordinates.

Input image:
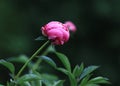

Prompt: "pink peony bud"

[64,21,76,32]
[41,21,70,45]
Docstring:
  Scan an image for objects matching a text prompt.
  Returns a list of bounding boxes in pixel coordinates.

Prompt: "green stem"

[15,40,49,79]
[32,45,53,71]
[31,48,48,71]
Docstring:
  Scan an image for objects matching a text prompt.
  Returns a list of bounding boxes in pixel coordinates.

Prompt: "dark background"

[0,0,120,86]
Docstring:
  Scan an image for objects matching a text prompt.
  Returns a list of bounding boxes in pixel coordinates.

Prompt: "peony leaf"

[88,76,110,84]
[79,75,91,86]
[80,65,99,80]
[84,84,99,86]
[45,45,56,53]
[35,36,47,41]
[67,72,77,86]
[33,71,58,86]
[41,74,58,86]
[55,52,71,72]
[7,55,28,63]
[40,56,57,68]
[73,65,80,77]
[41,73,58,81]
[7,55,32,69]
[57,68,68,75]
[53,80,65,86]
[57,68,77,86]
[17,74,41,84]
[73,63,84,77]
[23,82,31,86]
[0,59,15,74]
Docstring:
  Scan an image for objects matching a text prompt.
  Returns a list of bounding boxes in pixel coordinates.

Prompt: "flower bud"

[41,21,70,45]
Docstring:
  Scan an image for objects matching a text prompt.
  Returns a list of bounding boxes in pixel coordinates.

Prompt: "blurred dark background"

[0,0,120,86]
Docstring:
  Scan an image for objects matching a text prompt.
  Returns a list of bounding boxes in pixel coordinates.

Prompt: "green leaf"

[57,68,68,75]
[73,65,80,77]
[0,84,4,86]
[78,63,84,76]
[68,72,77,86]
[33,71,58,85]
[7,55,32,69]
[41,73,58,81]
[42,80,52,86]
[35,36,47,41]
[40,56,57,68]
[80,66,99,80]
[79,75,91,86]
[41,74,58,86]
[86,84,99,86]
[0,59,15,74]
[46,45,56,52]
[53,80,65,86]
[55,52,71,72]
[7,55,28,63]
[7,82,10,86]
[39,80,42,86]
[73,63,84,77]
[57,68,77,86]
[30,79,42,86]
[88,76,110,84]
[17,74,41,84]
[23,82,31,86]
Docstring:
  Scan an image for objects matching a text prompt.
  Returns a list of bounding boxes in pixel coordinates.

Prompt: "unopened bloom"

[64,21,76,32]
[41,21,70,45]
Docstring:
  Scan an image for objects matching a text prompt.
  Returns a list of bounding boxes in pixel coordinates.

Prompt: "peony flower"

[64,21,76,32]
[41,21,70,45]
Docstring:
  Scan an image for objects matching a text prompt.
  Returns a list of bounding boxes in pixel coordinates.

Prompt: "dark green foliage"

[80,66,99,80]
[55,52,71,72]
[0,59,15,74]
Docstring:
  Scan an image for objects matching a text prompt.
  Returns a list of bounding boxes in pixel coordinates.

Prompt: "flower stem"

[15,40,49,79]
[31,45,51,71]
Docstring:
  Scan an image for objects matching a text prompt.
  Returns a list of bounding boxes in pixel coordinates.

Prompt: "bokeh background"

[0,0,120,86]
